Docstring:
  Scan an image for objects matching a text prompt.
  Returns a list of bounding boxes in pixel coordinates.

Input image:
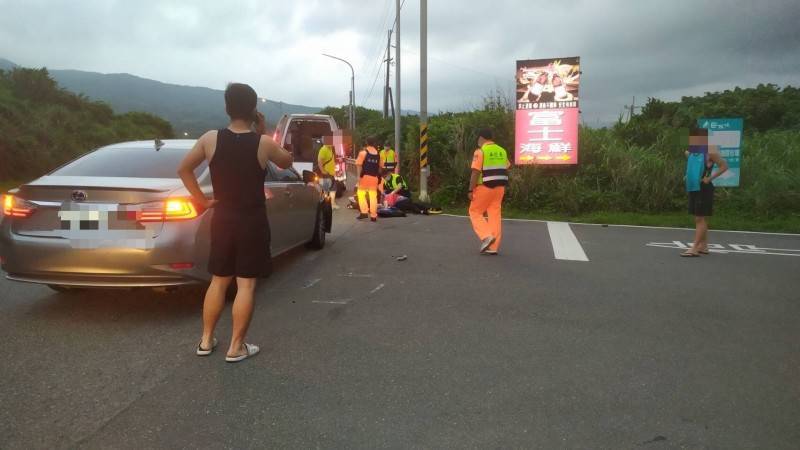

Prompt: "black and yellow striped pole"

[420,124,429,168]
[419,122,429,201]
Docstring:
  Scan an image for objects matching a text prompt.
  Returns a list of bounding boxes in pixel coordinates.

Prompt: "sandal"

[225,343,260,363]
[680,250,700,257]
[196,337,218,356]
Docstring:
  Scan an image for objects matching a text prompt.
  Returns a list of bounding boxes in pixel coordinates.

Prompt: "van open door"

[276,114,348,185]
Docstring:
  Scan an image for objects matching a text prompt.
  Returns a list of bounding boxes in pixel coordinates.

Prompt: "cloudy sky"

[1,0,798,124]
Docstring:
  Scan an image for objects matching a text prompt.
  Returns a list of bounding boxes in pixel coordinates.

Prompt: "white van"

[272,114,349,183]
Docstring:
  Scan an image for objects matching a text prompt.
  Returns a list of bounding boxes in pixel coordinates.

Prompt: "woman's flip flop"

[196,337,218,356]
[680,251,700,257]
[225,343,260,363]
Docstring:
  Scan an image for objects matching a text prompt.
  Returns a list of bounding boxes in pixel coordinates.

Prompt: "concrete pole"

[394,0,401,171]
[350,79,355,130]
[419,0,430,202]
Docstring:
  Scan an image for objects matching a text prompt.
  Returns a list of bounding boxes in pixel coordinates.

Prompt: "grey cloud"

[0,0,797,126]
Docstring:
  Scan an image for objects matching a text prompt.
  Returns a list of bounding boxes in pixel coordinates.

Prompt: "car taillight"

[138,198,201,222]
[2,195,37,218]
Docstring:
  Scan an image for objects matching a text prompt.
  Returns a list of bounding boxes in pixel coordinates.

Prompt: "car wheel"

[47,284,85,294]
[307,206,326,250]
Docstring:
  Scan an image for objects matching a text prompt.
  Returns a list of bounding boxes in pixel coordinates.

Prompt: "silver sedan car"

[0,139,331,291]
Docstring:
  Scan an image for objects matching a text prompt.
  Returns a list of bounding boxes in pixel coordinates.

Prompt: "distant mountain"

[0,58,321,135]
[0,58,17,71]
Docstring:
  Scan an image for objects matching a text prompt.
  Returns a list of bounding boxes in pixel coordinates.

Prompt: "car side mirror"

[302,170,317,184]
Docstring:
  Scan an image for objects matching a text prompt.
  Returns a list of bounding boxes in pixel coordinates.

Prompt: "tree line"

[325,84,800,220]
[0,68,173,182]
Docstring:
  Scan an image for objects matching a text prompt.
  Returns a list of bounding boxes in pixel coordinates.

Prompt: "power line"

[393,0,407,32]
[358,0,393,102]
[359,0,392,74]
[400,45,503,82]
[359,0,406,106]
[363,44,388,108]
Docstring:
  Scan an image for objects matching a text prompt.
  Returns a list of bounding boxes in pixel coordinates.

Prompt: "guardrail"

[344,158,358,193]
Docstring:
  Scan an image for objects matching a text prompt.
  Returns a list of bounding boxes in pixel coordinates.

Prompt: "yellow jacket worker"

[317,135,339,209]
[380,142,398,174]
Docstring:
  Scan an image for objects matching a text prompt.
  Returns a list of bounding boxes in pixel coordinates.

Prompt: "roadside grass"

[443,206,800,234]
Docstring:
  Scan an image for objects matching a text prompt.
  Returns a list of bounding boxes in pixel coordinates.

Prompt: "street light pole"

[419,0,429,202]
[394,0,401,171]
[322,53,356,131]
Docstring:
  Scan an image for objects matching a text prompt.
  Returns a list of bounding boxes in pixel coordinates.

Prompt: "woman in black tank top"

[178,83,293,363]
[210,129,266,212]
[207,128,271,280]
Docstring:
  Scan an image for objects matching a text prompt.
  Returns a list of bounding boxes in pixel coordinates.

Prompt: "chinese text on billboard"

[515,57,580,165]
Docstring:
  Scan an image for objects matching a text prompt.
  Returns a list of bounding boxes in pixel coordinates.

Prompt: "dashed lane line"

[547,221,589,262]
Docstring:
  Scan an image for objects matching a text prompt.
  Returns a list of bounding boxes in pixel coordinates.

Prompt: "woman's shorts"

[208,207,271,278]
[319,177,334,193]
[688,183,714,217]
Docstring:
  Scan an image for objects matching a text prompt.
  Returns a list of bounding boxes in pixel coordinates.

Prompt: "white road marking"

[369,283,385,295]
[302,278,321,289]
[339,273,374,278]
[647,241,800,257]
[312,299,351,305]
[547,221,589,262]
[440,214,800,237]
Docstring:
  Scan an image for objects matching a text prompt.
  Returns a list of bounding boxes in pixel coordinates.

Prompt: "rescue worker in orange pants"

[468,128,510,254]
[356,136,384,222]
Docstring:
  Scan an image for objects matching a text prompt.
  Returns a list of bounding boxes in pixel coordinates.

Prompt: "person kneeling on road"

[381,170,441,215]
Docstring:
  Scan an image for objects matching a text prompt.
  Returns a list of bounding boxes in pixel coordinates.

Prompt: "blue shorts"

[320,178,334,192]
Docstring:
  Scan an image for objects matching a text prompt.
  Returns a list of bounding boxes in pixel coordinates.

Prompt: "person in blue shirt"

[682,127,728,257]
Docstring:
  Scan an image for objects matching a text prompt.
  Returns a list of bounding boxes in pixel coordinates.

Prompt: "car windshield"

[51,145,207,178]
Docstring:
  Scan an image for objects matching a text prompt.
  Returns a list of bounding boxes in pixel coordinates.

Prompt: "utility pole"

[383,29,393,119]
[388,86,395,119]
[629,96,635,122]
[625,95,641,123]
[419,0,429,202]
[393,0,401,170]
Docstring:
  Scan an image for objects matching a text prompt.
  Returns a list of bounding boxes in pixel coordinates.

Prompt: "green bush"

[0,68,174,183]
[423,86,800,219]
[326,84,799,221]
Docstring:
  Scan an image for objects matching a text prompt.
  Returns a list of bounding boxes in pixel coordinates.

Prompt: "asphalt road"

[1,208,798,449]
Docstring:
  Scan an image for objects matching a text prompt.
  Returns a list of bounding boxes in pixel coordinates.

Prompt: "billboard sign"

[698,118,743,187]
[515,57,580,165]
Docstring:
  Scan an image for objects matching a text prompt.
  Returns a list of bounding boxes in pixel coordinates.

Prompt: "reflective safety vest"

[384,173,408,192]
[381,148,397,171]
[478,143,509,188]
[317,145,336,177]
[361,149,381,178]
